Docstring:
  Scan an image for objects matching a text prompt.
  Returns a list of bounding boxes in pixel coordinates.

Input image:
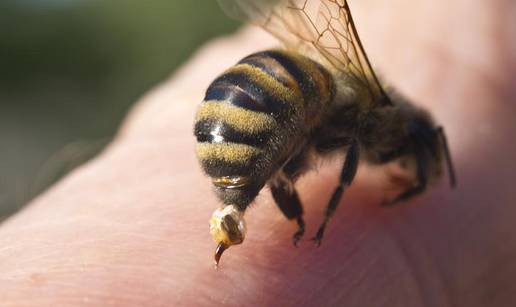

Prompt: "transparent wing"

[218,0,392,106]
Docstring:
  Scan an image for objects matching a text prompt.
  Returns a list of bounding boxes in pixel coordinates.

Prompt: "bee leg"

[270,180,305,246]
[436,127,457,188]
[311,139,359,246]
[382,144,429,206]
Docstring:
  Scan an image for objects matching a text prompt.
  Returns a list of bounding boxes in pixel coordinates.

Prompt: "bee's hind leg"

[312,138,359,246]
[270,179,306,246]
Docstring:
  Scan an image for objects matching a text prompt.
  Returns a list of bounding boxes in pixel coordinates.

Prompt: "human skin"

[1,0,515,306]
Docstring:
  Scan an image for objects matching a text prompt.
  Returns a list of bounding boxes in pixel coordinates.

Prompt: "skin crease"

[1,0,516,306]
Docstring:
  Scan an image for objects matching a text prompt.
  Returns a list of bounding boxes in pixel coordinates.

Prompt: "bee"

[194,0,456,266]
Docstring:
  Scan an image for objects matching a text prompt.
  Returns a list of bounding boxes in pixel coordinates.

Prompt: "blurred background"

[0,0,239,217]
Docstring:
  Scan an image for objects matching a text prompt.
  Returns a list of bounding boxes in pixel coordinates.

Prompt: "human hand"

[1,0,515,306]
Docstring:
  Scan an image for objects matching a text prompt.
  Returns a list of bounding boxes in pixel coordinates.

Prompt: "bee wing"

[218,0,392,106]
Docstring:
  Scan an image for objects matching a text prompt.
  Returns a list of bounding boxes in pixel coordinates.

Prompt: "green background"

[0,0,240,217]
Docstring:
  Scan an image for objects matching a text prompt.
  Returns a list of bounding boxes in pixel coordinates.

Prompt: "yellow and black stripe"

[194,49,334,182]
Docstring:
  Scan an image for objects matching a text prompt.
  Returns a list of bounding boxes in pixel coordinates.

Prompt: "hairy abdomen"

[194,50,333,207]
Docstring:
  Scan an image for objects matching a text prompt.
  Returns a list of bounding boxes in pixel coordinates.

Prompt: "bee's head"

[396,100,456,188]
[209,205,247,267]
[383,88,455,187]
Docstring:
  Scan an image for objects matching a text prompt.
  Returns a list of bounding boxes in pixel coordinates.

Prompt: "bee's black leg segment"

[312,139,359,246]
[382,180,427,206]
[270,181,305,246]
[436,126,457,188]
[311,184,343,246]
[293,216,306,246]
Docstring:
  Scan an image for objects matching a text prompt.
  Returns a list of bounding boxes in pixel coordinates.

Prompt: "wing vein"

[217,0,393,106]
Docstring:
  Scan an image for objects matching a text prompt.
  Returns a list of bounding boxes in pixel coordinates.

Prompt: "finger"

[1,1,515,306]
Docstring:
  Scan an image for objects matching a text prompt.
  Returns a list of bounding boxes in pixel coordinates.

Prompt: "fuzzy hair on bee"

[195,0,456,266]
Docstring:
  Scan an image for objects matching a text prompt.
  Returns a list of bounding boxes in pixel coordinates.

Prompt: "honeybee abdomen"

[237,50,334,121]
[194,49,333,181]
[194,101,274,177]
